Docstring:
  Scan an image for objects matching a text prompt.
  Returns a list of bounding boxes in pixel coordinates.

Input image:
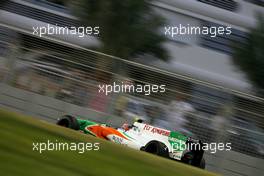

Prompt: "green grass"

[0,110,219,176]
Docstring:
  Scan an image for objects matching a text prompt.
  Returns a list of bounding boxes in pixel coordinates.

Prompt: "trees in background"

[71,0,168,61]
[232,15,264,96]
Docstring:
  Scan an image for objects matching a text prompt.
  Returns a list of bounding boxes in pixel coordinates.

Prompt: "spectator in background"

[115,95,128,116]
[88,71,111,113]
[166,94,195,132]
[72,70,89,106]
[211,104,232,142]
[114,79,134,117]
[211,107,227,132]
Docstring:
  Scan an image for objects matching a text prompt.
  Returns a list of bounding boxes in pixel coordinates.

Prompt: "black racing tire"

[144,141,169,158]
[181,151,206,169]
[57,115,80,130]
[199,158,206,169]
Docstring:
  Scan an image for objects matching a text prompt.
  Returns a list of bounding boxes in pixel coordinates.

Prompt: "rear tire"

[144,141,169,158]
[57,115,80,130]
[199,158,206,169]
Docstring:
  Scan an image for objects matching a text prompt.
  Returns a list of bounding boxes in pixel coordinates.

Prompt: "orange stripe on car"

[86,125,128,140]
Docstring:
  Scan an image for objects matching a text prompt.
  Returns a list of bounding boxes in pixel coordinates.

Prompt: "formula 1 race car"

[57,115,205,169]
